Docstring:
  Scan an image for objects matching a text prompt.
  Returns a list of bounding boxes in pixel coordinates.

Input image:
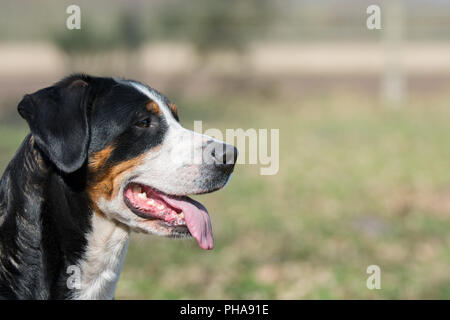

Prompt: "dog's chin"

[131,218,192,240]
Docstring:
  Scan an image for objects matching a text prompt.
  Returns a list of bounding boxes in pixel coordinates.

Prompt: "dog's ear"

[18,78,91,173]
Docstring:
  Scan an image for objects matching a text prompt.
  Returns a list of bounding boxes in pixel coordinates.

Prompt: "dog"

[0,74,237,299]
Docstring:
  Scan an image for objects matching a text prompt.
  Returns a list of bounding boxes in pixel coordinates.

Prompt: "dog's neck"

[0,135,129,299]
[74,213,130,300]
[0,136,51,298]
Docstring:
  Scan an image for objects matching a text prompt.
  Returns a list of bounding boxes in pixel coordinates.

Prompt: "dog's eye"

[135,118,152,128]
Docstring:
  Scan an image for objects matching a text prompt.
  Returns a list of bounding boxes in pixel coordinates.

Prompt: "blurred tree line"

[52,0,274,72]
[158,0,273,54]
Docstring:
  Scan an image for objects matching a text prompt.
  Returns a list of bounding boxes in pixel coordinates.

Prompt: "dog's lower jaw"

[73,212,130,300]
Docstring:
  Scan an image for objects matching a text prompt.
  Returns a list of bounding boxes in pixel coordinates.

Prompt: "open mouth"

[124,183,213,250]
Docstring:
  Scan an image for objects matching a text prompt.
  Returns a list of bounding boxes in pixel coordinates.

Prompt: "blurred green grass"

[1,91,450,299]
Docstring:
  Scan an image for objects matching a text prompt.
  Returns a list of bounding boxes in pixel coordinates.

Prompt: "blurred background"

[1,0,450,299]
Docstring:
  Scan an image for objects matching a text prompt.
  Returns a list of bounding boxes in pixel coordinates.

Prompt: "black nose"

[211,142,238,173]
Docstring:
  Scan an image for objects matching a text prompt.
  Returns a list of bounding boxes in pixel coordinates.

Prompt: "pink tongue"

[159,195,213,250]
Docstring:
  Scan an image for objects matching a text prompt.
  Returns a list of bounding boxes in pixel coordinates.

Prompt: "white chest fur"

[74,213,130,300]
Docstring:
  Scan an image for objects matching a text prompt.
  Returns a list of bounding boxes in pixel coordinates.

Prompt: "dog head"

[18,74,238,249]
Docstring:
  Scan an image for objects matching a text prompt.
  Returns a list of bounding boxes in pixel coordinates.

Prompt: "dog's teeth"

[158,204,165,210]
[179,212,184,219]
[137,192,147,199]
[148,199,155,205]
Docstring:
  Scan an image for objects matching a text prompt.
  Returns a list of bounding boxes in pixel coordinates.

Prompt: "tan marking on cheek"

[146,101,162,116]
[88,154,145,204]
[88,145,114,171]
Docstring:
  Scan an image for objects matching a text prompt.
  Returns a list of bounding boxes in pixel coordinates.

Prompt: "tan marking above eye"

[146,101,162,116]
[168,103,178,117]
